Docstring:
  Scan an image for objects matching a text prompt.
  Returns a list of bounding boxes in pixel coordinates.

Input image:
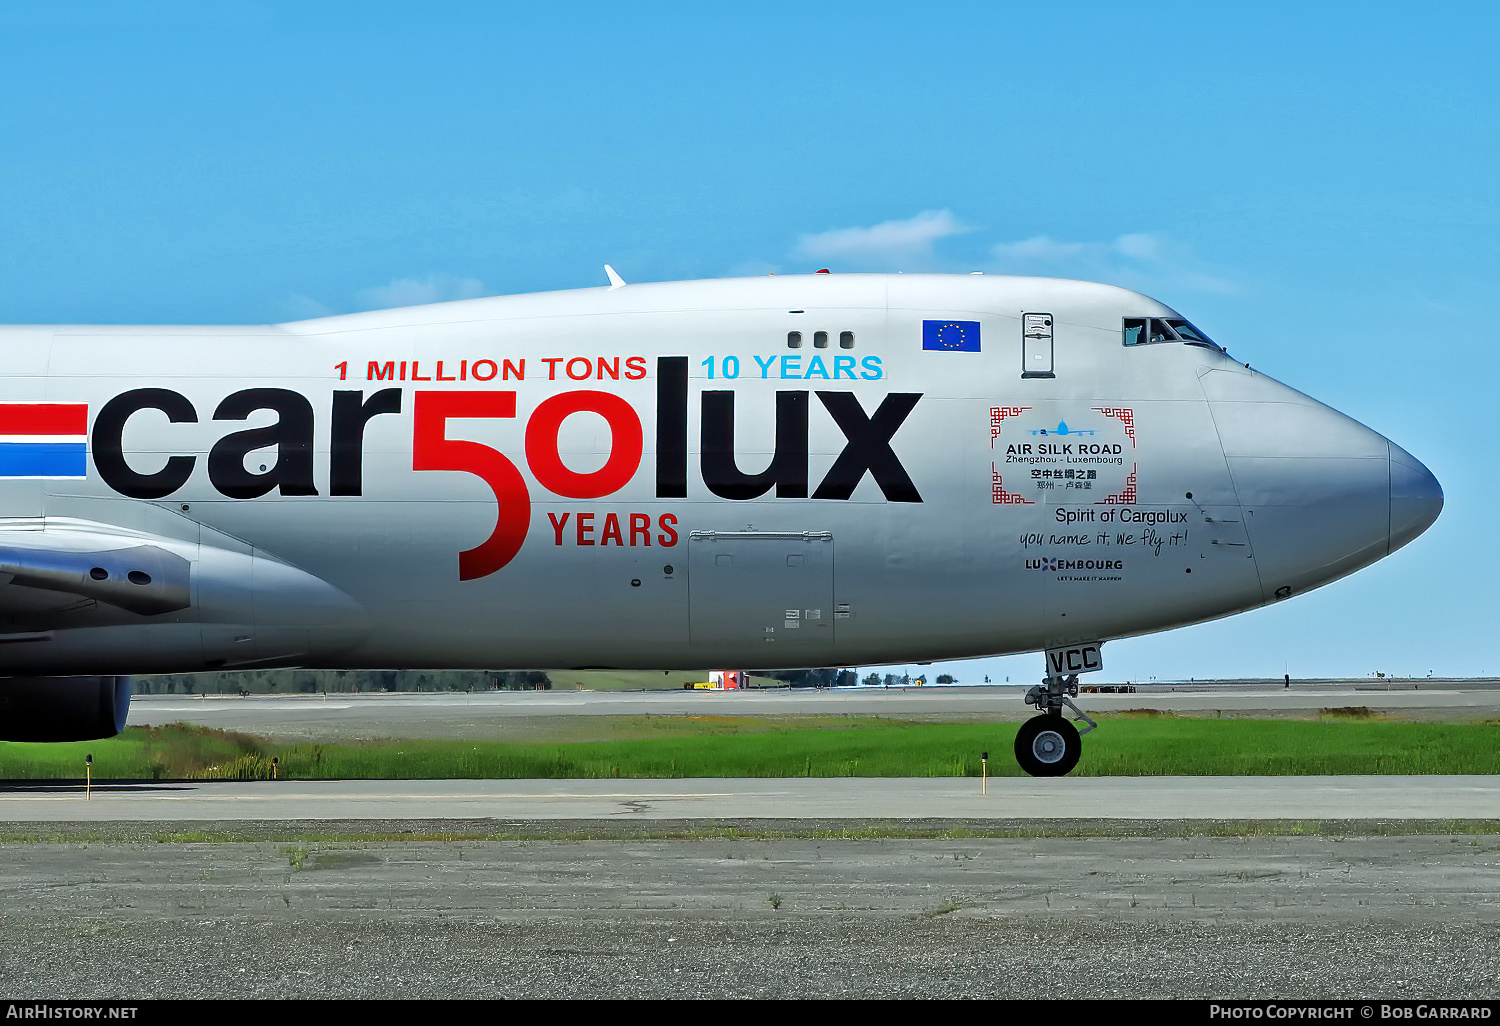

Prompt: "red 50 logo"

[413,390,643,580]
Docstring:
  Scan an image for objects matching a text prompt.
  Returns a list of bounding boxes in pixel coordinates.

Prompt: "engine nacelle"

[0,518,370,675]
[0,675,133,742]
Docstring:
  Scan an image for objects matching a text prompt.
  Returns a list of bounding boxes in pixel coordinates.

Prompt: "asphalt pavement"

[0,835,1494,999]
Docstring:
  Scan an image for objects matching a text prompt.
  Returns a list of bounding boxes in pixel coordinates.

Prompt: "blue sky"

[1,1,1492,682]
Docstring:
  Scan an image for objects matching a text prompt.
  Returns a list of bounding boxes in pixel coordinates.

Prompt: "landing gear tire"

[1015,714,1081,777]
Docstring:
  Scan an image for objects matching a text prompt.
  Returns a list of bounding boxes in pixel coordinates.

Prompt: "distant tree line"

[133,666,958,695]
[858,672,957,687]
[133,669,552,695]
[752,669,857,688]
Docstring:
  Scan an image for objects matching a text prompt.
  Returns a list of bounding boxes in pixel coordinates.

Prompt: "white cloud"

[275,273,490,321]
[987,232,1235,295]
[280,293,334,320]
[354,274,487,311]
[795,210,970,268]
[1112,232,1166,262]
[989,236,1092,263]
[779,212,1234,294]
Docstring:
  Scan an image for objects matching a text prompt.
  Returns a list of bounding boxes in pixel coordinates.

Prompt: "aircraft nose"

[1388,441,1443,553]
[1200,366,1432,600]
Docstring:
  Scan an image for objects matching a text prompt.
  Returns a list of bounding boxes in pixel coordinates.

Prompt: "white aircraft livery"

[0,271,1442,774]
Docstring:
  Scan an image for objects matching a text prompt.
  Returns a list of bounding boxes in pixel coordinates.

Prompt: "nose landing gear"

[1017,666,1099,777]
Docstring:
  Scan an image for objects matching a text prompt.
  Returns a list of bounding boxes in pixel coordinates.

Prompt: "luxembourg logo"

[0,402,89,479]
[1026,557,1123,572]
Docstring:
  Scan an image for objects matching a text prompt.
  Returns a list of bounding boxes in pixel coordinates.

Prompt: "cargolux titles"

[87,357,921,580]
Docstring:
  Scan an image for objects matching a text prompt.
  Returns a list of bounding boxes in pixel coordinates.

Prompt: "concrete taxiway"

[3,776,1497,822]
[125,680,1500,741]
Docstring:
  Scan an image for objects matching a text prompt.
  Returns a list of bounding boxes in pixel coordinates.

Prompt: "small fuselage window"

[1123,317,1220,350]
[789,328,856,349]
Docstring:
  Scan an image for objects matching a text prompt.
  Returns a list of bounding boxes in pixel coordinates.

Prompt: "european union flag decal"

[922,319,980,352]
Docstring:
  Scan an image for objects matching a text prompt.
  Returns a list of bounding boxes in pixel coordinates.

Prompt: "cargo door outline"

[687,531,834,654]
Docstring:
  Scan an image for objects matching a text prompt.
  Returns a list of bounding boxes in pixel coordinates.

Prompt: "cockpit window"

[1122,316,1222,351]
[1164,319,1217,347]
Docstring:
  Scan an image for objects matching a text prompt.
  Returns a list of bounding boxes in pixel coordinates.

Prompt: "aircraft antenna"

[604,265,626,289]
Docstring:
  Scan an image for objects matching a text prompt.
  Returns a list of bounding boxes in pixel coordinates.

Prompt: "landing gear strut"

[1016,667,1099,777]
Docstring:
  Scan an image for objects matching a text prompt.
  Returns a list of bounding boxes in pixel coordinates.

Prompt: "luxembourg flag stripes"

[0,402,88,479]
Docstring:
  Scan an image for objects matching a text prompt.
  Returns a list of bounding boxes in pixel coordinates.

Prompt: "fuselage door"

[1022,313,1055,378]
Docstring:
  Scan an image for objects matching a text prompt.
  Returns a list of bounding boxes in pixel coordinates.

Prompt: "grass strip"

[1,715,1497,779]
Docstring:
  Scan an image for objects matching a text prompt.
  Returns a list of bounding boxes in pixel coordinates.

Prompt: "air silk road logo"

[87,357,922,580]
